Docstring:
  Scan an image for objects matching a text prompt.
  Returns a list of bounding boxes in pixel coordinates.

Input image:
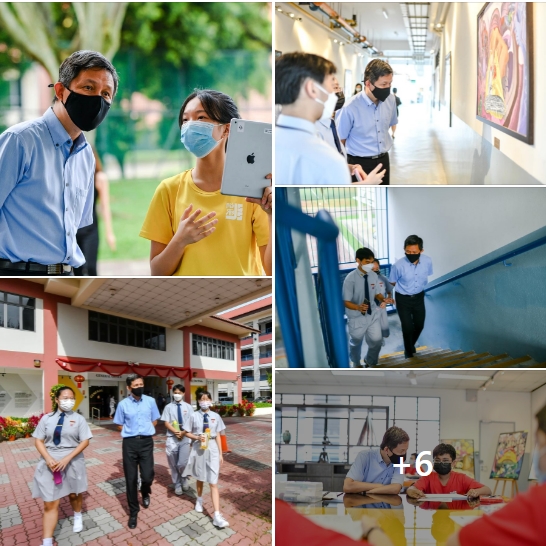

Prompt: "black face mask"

[371,84,391,102]
[62,87,111,131]
[335,92,345,111]
[388,452,403,465]
[131,387,144,398]
[434,462,452,475]
[405,253,420,263]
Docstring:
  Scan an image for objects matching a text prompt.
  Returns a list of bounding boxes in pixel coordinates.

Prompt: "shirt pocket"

[73,186,88,221]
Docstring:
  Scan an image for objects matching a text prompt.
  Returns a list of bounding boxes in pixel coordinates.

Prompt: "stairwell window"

[0,291,35,331]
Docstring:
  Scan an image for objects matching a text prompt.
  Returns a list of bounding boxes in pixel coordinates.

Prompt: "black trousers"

[75,224,99,276]
[347,152,390,186]
[122,436,155,516]
[395,291,426,356]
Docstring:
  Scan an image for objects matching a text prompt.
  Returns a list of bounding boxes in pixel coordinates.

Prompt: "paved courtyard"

[0,416,272,546]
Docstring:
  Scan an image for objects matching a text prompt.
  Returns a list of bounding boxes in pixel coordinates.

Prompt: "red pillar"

[42,296,59,413]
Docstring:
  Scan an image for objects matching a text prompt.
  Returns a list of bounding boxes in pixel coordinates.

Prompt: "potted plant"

[245,401,255,417]
[1,419,20,441]
[226,405,235,417]
[237,403,246,417]
[26,413,43,437]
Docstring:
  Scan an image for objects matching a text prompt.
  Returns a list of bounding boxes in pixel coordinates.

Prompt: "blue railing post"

[276,197,350,368]
[315,210,350,368]
[276,191,304,367]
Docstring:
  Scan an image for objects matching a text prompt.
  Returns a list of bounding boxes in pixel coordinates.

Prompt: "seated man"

[407,444,491,499]
[344,426,409,495]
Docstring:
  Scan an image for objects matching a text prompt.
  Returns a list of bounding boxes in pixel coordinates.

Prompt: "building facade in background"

[0,278,268,418]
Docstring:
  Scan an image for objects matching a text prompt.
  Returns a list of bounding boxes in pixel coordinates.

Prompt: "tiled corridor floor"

[0,417,272,546]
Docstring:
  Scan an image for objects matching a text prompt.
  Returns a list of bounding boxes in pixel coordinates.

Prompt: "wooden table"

[289,493,505,545]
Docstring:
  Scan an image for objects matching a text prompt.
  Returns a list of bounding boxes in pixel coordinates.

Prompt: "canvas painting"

[490,431,528,479]
[442,439,475,479]
[477,3,533,143]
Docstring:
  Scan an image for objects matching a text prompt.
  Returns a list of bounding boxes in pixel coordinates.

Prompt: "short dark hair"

[172,384,185,393]
[355,247,375,261]
[404,235,423,250]
[373,259,380,265]
[411,452,418,458]
[364,59,393,85]
[536,403,546,434]
[178,89,240,129]
[433,443,457,461]
[126,374,143,387]
[275,52,336,105]
[53,50,119,103]
[197,390,212,401]
[380,426,410,451]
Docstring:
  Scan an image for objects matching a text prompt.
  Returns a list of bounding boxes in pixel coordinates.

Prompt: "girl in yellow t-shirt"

[140,89,272,276]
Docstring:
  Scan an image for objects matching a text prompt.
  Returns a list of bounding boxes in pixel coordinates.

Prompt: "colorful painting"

[477,3,533,143]
[490,431,528,479]
[442,439,475,479]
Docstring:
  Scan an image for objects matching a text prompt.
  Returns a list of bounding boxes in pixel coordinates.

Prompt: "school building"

[0,277,271,418]
[220,296,273,401]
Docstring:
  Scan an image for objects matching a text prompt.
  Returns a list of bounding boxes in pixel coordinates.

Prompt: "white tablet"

[220,119,272,199]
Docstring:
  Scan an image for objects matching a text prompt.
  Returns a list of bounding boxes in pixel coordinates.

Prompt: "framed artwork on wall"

[442,438,475,478]
[476,2,533,144]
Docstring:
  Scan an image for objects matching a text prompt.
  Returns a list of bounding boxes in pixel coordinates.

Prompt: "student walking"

[161,384,194,495]
[183,391,229,528]
[32,385,93,546]
[113,374,160,529]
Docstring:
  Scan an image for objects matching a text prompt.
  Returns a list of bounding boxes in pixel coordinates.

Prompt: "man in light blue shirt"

[389,235,434,358]
[0,50,117,275]
[114,374,160,528]
[336,59,398,185]
[275,52,384,186]
[344,426,410,494]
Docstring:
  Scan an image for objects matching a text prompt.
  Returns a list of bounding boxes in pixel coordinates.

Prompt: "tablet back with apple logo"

[220,119,272,199]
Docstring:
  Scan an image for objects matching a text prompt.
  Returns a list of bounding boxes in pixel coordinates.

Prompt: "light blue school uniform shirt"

[0,107,95,267]
[275,114,351,185]
[113,394,161,438]
[389,254,433,295]
[342,268,381,319]
[346,448,406,486]
[336,92,398,157]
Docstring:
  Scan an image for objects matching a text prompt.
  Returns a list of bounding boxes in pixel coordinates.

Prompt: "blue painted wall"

[421,230,546,362]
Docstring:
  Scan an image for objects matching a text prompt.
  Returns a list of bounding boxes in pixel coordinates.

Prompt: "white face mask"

[314,82,338,122]
[359,262,374,273]
[199,401,212,411]
[59,399,75,412]
[173,394,183,402]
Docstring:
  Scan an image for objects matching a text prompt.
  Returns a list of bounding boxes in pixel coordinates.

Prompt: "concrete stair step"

[378,347,438,363]
[411,351,474,368]
[455,354,509,368]
[377,348,448,367]
[378,351,462,369]
[483,355,533,368]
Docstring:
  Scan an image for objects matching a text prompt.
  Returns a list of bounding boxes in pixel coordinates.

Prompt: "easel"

[492,478,519,499]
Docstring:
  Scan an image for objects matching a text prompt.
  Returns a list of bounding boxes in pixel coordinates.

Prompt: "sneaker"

[175,485,183,496]
[195,498,203,513]
[212,513,230,528]
[182,481,190,492]
[73,515,83,533]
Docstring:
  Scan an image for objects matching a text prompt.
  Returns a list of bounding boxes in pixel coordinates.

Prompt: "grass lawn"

[338,219,364,251]
[254,403,272,408]
[97,178,162,262]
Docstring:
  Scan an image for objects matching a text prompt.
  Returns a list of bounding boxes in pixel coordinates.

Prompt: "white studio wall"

[438,3,546,183]
[387,187,546,280]
[275,3,369,97]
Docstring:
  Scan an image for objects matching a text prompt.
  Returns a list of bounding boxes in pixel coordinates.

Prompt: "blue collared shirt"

[346,448,406,486]
[336,91,398,156]
[276,114,351,185]
[315,118,347,159]
[113,394,161,438]
[389,254,433,295]
[0,107,95,266]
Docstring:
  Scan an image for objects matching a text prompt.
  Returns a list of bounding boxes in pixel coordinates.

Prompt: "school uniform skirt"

[32,447,88,501]
[183,439,221,485]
